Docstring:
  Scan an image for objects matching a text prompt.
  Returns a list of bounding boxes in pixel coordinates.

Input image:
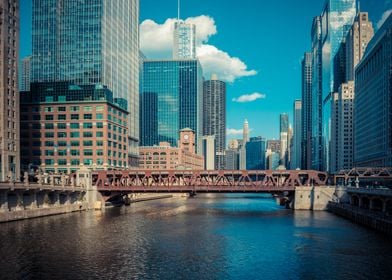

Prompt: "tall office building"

[246,137,266,170]
[354,14,392,167]
[330,12,373,173]
[292,100,302,170]
[279,113,289,167]
[140,59,203,153]
[225,149,239,170]
[320,0,356,171]
[203,74,226,169]
[19,56,31,92]
[311,16,323,171]
[266,140,281,170]
[338,82,354,171]
[345,12,374,81]
[173,21,196,59]
[31,0,140,166]
[301,52,312,170]
[202,135,215,170]
[0,0,20,181]
[239,119,249,169]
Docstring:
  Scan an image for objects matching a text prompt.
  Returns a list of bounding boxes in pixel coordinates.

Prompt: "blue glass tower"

[31,0,140,165]
[246,137,266,170]
[141,59,203,152]
[320,0,356,171]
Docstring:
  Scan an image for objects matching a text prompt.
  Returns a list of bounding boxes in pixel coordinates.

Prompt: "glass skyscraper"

[320,0,356,171]
[31,0,140,165]
[140,59,203,153]
[246,137,266,170]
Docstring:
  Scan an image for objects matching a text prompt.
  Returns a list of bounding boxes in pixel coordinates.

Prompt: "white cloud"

[377,9,392,29]
[197,44,257,82]
[185,15,217,45]
[232,92,266,103]
[226,128,243,136]
[140,15,257,82]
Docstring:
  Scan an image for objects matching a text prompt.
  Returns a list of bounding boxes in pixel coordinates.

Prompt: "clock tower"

[179,128,195,154]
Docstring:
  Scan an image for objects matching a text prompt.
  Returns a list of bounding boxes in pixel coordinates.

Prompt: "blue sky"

[20,0,391,141]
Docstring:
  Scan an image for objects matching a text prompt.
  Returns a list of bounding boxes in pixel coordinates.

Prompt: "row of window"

[22,113,104,121]
[20,140,127,150]
[43,159,126,166]
[27,149,126,158]
[21,122,127,132]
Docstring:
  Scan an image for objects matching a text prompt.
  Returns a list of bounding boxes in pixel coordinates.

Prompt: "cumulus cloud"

[140,15,256,82]
[232,92,266,103]
[226,128,243,136]
[377,9,392,29]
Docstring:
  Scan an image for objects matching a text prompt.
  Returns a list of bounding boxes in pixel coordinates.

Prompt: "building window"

[71,114,79,120]
[70,123,79,129]
[45,132,54,138]
[83,132,93,138]
[44,107,53,112]
[97,140,103,146]
[83,140,93,146]
[58,159,67,166]
[70,132,80,138]
[58,114,66,120]
[33,115,41,120]
[45,123,54,129]
[70,141,80,147]
[70,150,80,156]
[45,159,54,165]
[84,149,93,156]
[45,115,53,121]
[97,149,104,156]
[70,106,79,112]
[96,106,104,111]
[96,113,103,120]
[84,106,92,112]
[83,159,93,166]
[71,159,80,165]
[96,122,103,128]
[57,123,67,129]
[96,131,103,137]
[58,141,67,147]
[84,114,92,120]
[83,123,93,129]
[58,107,66,112]
[57,132,67,138]
[58,149,67,156]
[45,150,54,156]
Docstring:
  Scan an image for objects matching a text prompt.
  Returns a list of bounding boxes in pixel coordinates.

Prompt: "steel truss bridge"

[92,170,328,193]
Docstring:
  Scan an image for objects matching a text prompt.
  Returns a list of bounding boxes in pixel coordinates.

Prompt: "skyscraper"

[19,56,31,92]
[330,12,373,173]
[301,52,312,170]
[140,59,203,153]
[246,137,266,170]
[173,21,196,59]
[239,119,249,169]
[280,113,289,167]
[320,0,356,171]
[354,13,392,167]
[31,0,140,165]
[203,74,226,169]
[292,100,302,170]
[311,16,323,171]
[345,12,374,81]
[0,0,20,181]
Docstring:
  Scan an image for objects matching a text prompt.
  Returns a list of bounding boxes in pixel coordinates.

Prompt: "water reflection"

[1,194,392,279]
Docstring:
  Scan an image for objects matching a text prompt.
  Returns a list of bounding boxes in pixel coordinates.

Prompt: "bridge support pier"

[77,167,103,210]
[294,186,336,210]
[0,191,8,212]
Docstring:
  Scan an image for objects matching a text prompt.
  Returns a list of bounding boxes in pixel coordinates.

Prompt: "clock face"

[184,134,189,140]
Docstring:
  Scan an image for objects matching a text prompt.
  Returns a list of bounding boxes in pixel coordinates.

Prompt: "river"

[1,194,392,279]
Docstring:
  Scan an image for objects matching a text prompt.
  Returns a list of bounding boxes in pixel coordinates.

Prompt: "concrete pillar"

[0,191,8,212]
[29,191,38,209]
[43,192,51,208]
[15,192,24,211]
[53,192,60,206]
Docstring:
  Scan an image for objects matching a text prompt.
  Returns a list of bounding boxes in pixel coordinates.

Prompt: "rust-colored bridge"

[93,170,328,193]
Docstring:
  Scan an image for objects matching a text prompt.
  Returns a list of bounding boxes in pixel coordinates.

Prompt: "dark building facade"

[203,74,226,169]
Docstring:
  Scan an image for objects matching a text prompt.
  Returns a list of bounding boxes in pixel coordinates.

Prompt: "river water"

[1,194,392,280]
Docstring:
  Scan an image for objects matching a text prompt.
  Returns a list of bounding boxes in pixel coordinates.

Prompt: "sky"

[20,0,392,142]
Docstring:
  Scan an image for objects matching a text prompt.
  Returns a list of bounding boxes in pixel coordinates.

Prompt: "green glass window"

[70,123,79,129]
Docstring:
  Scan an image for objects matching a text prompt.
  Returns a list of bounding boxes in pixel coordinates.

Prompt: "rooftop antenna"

[178,0,180,20]
[357,0,360,14]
